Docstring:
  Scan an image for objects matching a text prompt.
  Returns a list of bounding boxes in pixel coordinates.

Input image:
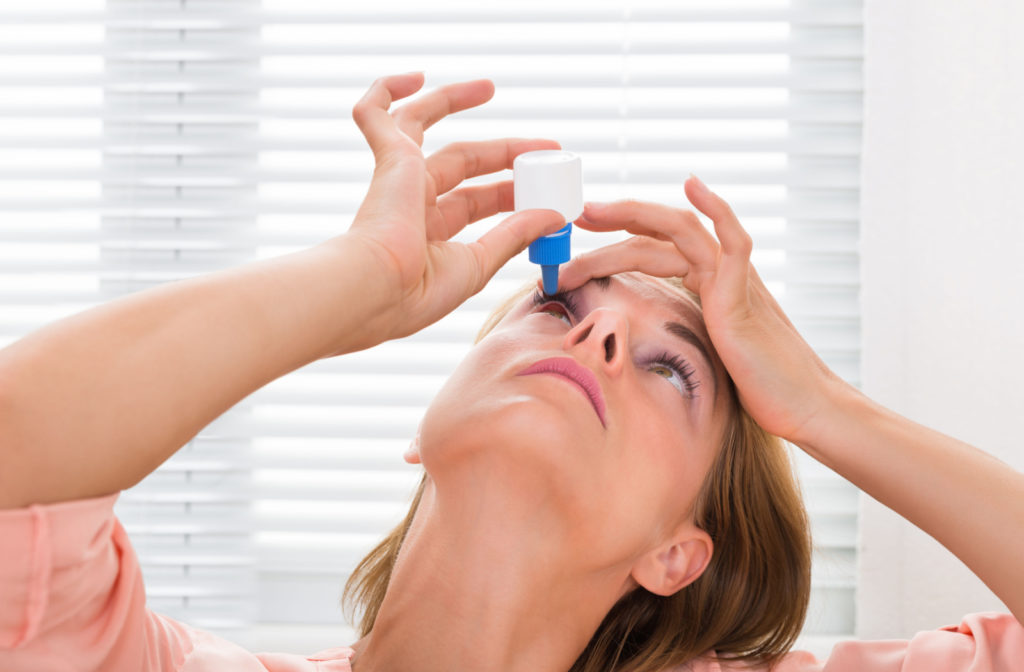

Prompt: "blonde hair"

[343,277,811,671]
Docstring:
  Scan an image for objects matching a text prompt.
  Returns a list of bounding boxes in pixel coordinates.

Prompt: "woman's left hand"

[557,177,847,446]
[331,73,566,345]
[561,180,1024,628]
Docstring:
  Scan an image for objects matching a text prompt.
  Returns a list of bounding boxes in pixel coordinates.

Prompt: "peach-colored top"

[1,494,1021,671]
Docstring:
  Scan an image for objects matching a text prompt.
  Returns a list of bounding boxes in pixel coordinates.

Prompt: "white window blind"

[0,0,862,658]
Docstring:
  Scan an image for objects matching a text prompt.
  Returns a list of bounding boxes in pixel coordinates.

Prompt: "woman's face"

[418,272,733,575]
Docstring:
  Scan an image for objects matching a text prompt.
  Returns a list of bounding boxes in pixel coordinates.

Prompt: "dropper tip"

[541,265,559,295]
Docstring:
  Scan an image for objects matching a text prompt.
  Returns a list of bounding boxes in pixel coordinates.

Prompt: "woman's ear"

[630,525,712,597]
[403,431,421,464]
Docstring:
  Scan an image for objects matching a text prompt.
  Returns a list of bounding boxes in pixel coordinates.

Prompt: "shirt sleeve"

[709,612,1024,671]
[0,493,193,671]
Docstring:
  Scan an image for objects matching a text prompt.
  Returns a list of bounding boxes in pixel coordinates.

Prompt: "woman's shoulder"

[0,493,357,671]
[669,613,1023,672]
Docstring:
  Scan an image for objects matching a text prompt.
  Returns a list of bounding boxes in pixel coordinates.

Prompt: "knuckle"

[351,100,367,123]
[371,76,390,94]
[621,236,645,251]
[466,193,480,222]
[437,141,459,157]
[440,142,477,177]
[431,161,451,191]
[738,230,754,254]
[460,144,480,176]
[679,209,701,225]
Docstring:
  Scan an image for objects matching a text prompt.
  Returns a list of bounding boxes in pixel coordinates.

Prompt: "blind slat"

[0,72,865,90]
[2,6,864,26]
[0,136,864,154]
[0,41,862,58]
[0,102,864,122]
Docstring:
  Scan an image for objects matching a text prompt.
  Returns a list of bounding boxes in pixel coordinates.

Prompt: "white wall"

[859,0,1024,639]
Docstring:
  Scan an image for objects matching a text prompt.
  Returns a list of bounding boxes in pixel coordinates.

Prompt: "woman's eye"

[646,355,699,398]
[649,364,685,394]
[530,291,579,325]
[538,303,572,324]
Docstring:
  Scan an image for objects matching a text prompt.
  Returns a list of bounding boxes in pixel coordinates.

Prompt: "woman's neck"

[348,478,631,672]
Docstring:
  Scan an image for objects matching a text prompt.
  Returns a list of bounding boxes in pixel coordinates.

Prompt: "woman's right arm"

[0,242,388,509]
[0,73,564,509]
[558,176,1024,627]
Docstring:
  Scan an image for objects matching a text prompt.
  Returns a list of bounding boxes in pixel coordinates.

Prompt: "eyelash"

[530,290,701,398]
[648,352,701,397]
[531,289,580,317]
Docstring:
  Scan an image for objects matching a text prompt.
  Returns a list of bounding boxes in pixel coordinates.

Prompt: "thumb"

[467,208,566,292]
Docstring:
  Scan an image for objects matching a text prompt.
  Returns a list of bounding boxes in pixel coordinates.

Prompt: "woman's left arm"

[795,375,1024,626]
[558,176,1024,625]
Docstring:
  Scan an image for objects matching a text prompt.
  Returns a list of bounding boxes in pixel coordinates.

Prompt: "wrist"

[310,234,401,356]
[789,375,873,465]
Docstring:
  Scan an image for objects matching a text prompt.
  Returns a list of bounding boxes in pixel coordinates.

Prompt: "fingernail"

[689,173,711,197]
[583,201,609,216]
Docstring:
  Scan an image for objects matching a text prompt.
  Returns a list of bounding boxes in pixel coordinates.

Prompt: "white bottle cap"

[513,150,584,222]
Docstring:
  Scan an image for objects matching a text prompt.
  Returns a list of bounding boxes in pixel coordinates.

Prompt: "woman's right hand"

[557,176,848,446]
[325,73,566,350]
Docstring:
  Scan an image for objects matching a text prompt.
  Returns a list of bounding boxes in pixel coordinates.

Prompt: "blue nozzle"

[529,222,572,295]
[541,265,559,295]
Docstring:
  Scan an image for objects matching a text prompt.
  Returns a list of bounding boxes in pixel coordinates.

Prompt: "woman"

[0,73,1021,671]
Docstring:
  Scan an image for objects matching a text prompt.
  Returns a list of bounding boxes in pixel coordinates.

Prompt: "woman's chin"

[418,393,589,492]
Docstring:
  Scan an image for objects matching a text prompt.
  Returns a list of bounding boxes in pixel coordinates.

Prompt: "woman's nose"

[563,308,628,374]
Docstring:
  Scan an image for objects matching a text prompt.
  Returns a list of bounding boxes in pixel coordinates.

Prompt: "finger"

[577,200,719,271]
[426,138,560,197]
[684,175,753,261]
[558,237,694,292]
[392,79,495,144]
[351,73,426,159]
[467,209,566,293]
[683,175,753,298]
[433,181,514,240]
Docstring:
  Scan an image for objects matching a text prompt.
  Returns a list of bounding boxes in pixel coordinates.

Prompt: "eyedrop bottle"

[513,150,583,295]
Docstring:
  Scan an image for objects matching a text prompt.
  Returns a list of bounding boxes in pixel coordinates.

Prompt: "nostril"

[573,324,593,345]
[603,333,616,362]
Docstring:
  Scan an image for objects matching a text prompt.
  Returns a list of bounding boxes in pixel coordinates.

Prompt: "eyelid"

[531,290,580,319]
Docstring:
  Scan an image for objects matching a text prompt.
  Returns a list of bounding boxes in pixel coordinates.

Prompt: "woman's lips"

[516,356,607,427]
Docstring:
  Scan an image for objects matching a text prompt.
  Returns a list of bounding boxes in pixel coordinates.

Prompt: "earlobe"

[403,432,421,464]
[632,529,712,597]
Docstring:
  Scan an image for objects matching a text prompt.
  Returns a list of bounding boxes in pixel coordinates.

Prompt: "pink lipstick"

[516,356,607,427]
